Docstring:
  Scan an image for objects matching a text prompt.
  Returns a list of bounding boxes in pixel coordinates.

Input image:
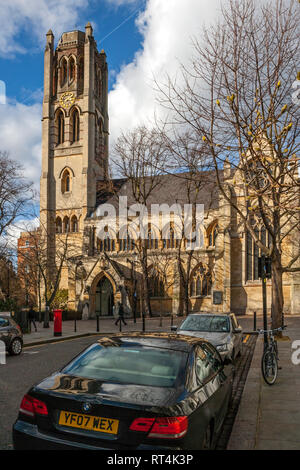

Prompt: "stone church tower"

[40,23,109,251]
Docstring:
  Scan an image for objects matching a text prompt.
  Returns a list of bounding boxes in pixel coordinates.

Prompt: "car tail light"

[130,416,188,439]
[19,394,48,418]
[130,417,155,432]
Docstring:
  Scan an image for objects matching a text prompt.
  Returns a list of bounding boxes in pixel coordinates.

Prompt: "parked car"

[13,332,234,450]
[0,314,23,355]
[172,313,243,361]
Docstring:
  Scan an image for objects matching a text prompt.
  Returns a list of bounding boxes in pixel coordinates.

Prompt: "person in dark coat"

[115,301,127,326]
[28,306,37,332]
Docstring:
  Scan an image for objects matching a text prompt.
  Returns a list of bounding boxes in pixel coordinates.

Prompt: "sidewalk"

[228,315,300,450]
[23,316,174,347]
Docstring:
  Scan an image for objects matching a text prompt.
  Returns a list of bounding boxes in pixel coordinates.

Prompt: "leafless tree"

[156,0,300,329]
[0,152,33,239]
[112,125,168,317]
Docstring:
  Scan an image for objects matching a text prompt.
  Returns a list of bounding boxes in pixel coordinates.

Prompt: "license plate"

[58,410,119,434]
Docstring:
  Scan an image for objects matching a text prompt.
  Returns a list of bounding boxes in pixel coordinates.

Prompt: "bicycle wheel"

[261,349,278,385]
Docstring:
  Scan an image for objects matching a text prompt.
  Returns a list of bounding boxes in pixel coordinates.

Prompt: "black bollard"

[253,311,257,331]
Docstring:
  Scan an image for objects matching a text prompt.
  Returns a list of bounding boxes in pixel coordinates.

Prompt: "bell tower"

[40,23,109,241]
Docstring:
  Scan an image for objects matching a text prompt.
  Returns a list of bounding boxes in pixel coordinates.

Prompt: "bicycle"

[257,326,286,385]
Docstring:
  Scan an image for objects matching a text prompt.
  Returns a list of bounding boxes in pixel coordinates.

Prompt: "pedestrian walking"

[28,305,37,332]
[115,301,127,326]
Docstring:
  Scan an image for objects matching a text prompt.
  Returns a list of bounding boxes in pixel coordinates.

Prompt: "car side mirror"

[171,325,178,332]
[234,327,242,333]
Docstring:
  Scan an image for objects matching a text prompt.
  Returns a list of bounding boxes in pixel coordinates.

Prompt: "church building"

[19,24,300,318]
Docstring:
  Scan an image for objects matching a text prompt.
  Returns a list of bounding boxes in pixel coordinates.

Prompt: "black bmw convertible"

[13,332,234,450]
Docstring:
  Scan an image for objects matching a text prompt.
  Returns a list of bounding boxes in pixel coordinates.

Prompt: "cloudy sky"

[0,0,223,187]
[0,0,225,247]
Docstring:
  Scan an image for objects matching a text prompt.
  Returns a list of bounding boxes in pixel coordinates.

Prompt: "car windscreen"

[61,343,188,388]
[179,315,230,333]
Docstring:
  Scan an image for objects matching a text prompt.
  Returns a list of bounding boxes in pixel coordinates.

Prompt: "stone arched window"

[60,57,68,86]
[190,263,212,297]
[206,220,218,247]
[246,226,271,281]
[63,216,70,233]
[71,108,80,142]
[69,57,76,83]
[56,110,65,145]
[149,270,165,298]
[56,217,62,234]
[61,168,71,194]
[71,215,78,233]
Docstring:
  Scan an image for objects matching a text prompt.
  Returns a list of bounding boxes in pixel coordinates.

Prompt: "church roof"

[94,170,224,216]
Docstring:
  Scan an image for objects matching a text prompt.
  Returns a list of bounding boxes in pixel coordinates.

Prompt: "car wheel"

[9,338,22,356]
[202,423,212,450]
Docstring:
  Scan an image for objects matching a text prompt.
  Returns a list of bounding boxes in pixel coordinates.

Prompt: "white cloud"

[5,217,40,251]
[0,0,89,57]
[0,100,42,189]
[108,0,222,146]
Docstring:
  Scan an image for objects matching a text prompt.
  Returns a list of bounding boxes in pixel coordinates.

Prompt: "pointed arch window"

[63,216,70,233]
[190,264,212,297]
[56,217,62,234]
[60,58,67,86]
[206,221,218,247]
[69,57,76,83]
[149,272,165,298]
[246,227,271,281]
[71,215,78,233]
[56,110,65,145]
[61,168,71,194]
[71,109,80,142]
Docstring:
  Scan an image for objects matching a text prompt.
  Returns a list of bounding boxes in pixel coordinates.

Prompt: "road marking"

[243,334,250,343]
[23,351,40,355]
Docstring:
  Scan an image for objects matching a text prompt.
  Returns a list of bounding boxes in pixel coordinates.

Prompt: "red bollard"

[53,309,62,337]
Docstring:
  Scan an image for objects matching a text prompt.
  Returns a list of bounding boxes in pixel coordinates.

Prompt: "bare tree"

[0,152,33,238]
[156,0,300,329]
[112,125,168,317]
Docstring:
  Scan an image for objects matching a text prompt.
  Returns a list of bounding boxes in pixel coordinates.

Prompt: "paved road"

[0,335,103,450]
[0,319,256,450]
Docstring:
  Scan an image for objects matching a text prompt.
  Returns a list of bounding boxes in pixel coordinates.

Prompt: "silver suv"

[172,313,243,361]
[0,315,23,355]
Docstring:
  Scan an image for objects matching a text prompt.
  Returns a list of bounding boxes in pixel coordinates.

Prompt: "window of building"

[56,217,62,234]
[61,169,71,194]
[60,58,68,86]
[63,216,70,233]
[71,215,78,233]
[206,221,218,247]
[71,108,80,142]
[246,227,271,281]
[69,57,76,83]
[149,272,165,298]
[190,263,212,297]
[56,110,65,145]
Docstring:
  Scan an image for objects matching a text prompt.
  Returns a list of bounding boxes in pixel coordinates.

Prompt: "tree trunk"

[271,254,284,334]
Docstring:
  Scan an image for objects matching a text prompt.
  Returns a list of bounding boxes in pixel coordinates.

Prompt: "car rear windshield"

[180,315,230,333]
[62,343,187,388]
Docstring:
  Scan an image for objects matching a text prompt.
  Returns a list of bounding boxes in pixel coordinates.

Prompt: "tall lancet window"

[57,110,65,145]
[71,108,80,142]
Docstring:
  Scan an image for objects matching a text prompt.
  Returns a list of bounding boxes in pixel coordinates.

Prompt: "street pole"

[261,255,268,348]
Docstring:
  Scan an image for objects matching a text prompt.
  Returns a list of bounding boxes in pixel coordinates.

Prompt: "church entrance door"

[95,277,114,316]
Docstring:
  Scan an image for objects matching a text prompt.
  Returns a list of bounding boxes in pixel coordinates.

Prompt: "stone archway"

[89,272,117,318]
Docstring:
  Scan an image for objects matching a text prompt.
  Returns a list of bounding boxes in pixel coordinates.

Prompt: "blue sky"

[0,0,222,241]
[0,1,146,104]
